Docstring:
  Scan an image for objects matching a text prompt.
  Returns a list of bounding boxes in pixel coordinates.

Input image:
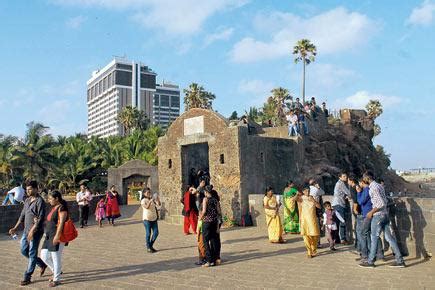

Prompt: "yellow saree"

[264,195,283,243]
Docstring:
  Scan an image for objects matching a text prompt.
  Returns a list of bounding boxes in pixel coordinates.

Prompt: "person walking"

[359,171,405,268]
[282,181,299,234]
[199,185,222,267]
[293,187,321,258]
[141,187,161,253]
[2,181,25,205]
[332,172,352,244]
[105,185,121,225]
[263,186,284,243]
[9,180,47,286]
[40,191,69,287]
[183,186,198,235]
[76,183,92,228]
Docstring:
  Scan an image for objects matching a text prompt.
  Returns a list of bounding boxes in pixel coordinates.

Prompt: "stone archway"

[107,160,158,205]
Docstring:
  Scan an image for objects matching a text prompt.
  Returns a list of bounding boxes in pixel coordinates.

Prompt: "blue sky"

[0,0,434,170]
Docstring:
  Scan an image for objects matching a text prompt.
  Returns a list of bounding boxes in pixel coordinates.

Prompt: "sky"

[0,0,434,170]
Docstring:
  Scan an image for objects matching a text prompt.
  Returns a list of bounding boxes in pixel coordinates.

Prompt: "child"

[95,198,106,227]
[323,201,344,251]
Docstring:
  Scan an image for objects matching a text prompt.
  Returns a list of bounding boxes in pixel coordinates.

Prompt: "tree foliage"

[117,106,149,136]
[366,99,383,119]
[0,123,164,193]
[183,83,215,111]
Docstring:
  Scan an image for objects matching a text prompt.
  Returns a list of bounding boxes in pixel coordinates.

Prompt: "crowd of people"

[285,97,329,137]
[263,170,406,268]
[5,167,406,287]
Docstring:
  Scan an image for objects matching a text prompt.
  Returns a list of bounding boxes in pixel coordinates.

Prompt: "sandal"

[49,281,60,287]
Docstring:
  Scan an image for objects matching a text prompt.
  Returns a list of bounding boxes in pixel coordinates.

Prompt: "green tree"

[0,134,17,187]
[11,122,55,184]
[117,106,149,136]
[270,87,292,126]
[229,111,238,120]
[366,100,383,137]
[183,83,216,111]
[366,99,383,119]
[293,39,317,104]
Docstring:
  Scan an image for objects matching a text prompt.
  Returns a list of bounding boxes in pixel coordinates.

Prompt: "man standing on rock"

[332,172,352,244]
[9,180,47,286]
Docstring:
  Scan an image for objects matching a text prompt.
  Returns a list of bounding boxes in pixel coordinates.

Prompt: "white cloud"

[341,91,403,109]
[238,79,275,106]
[38,100,71,123]
[53,0,249,35]
[66,15,87,28]
[203,27,234,47]
[407,0,435,26]
[230,7,379,63]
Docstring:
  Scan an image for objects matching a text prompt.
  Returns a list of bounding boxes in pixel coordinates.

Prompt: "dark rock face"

[299,109,403,193]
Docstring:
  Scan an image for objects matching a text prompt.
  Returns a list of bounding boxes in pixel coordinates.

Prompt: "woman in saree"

[105,185,121,225]
[263,186,284,243]
[292,187,321,258]
[283,181,300,234]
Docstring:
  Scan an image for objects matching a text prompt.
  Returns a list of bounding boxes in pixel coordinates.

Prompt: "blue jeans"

[288,124,299,136]
[333,205,347,242]
[360,217,383,260]
[143,220,159,249]
[355,215,363,252]
[368,213,403,264]
[2,193,18,205]
[299,121,308,135]
[20,232,46,281]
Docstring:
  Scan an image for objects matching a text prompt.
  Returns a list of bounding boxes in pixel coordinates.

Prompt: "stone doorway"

[122,174,150,205]
[181,142,210,190]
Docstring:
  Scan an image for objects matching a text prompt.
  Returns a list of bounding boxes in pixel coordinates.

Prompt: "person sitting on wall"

[2,181,25,205]
[286,110,299,137]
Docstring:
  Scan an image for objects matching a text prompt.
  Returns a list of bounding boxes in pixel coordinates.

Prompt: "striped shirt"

[368,181,387,216]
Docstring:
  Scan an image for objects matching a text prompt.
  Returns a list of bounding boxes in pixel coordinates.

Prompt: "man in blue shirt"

[357,179,384,262]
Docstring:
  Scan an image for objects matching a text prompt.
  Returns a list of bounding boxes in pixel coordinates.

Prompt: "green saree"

[283,187,300,234]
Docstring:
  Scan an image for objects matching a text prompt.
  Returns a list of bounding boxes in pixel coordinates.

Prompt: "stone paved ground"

[0,205,434,290]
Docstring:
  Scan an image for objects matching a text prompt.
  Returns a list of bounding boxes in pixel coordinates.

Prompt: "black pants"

[202,221,219,263]
[79,205,89,227]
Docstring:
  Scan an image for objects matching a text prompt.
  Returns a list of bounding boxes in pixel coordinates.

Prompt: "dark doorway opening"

[181,143,210,192]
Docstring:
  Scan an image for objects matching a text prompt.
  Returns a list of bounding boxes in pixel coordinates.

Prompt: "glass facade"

[140,73,156,89]
[115,70,132,86]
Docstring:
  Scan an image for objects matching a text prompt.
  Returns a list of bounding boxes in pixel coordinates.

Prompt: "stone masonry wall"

[158,109,242,224]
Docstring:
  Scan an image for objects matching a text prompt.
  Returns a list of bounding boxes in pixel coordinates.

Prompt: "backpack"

[58,208,78,243]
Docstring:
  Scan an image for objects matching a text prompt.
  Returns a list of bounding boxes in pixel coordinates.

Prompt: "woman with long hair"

[263,186,284,243]
[40,191,68,287]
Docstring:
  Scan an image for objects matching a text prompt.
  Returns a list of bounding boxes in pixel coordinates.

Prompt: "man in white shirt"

[287,110,299,136]
[2,182,25,205]
[76,183,92,228]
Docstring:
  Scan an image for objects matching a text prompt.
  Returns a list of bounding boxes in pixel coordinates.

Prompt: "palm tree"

[11,122,55,184]
[0,134,18,187]
[293,39,317,104]
[183,83,216,111]
[270,87,292,126]
[117,106,150,136]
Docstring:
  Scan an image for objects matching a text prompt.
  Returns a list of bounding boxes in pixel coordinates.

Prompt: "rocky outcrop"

[298,110,405,193]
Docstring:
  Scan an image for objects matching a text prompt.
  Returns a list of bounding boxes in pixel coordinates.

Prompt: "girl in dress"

[95,198,106,227]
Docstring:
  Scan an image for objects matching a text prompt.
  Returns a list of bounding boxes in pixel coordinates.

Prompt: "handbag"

[58,208,78,243]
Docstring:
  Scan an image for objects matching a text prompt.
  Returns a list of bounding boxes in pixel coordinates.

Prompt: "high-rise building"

[86,58,180,137]
[153,82,181,128]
